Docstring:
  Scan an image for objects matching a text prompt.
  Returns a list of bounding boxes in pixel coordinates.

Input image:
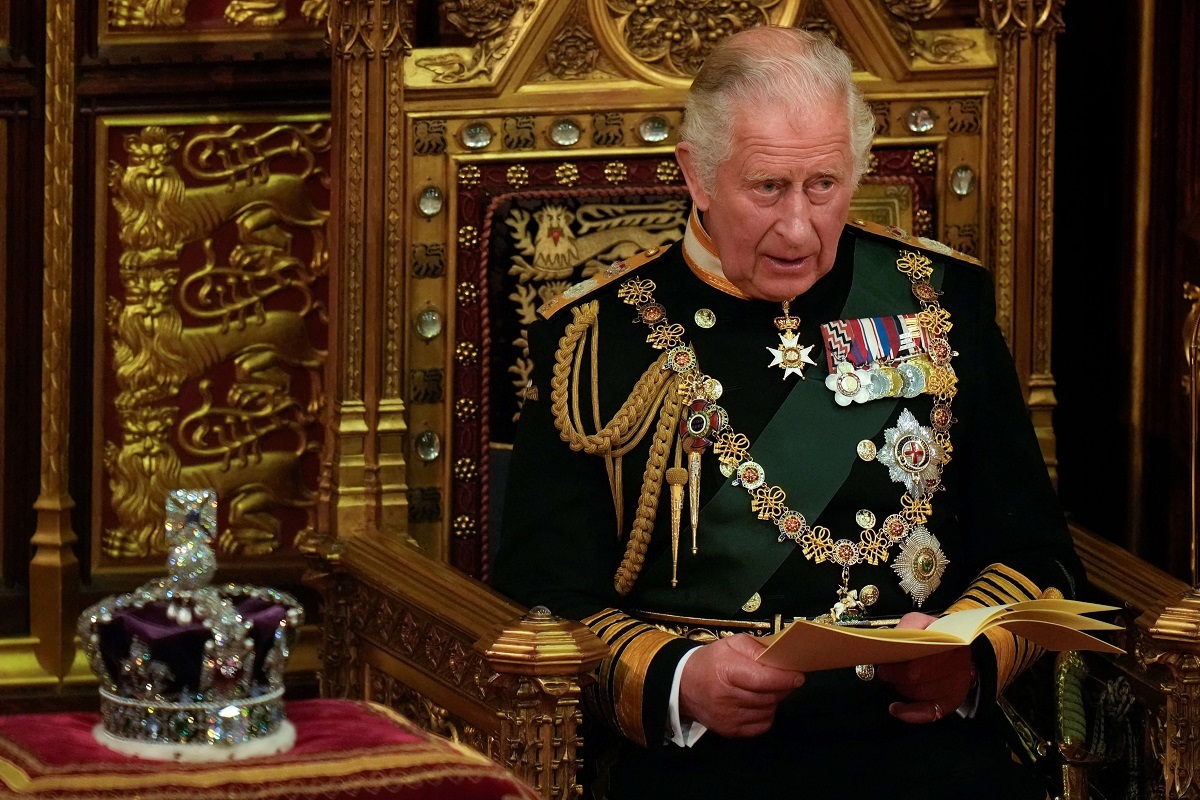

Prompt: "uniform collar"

[681,206,753,300]
[680,204,855,310]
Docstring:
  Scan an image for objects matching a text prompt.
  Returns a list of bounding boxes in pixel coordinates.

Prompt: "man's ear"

[675,142,712,212]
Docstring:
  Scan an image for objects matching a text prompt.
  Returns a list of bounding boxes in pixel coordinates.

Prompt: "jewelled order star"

[767,331,817,379]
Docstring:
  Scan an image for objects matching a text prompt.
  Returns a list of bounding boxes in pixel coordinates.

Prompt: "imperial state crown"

[77,489,305,760]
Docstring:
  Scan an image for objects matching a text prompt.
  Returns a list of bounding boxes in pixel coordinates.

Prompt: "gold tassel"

[666,440,687,588]
[688,448,702,554]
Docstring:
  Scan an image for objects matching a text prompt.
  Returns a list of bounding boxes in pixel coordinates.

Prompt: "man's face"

[677,96,855,302]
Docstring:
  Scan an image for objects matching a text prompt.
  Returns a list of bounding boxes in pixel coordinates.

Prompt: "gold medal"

[766,301,815,380]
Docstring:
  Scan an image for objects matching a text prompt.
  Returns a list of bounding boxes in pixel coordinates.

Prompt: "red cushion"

[0,698,538,800]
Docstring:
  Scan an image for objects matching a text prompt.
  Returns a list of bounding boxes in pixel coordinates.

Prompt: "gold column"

[322,0,412,540]
[979,0,1066,480]
[30,0,80,675]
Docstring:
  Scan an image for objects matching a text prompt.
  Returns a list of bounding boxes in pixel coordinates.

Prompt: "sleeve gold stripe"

[945,564,1058,696]
[582,608,682,747]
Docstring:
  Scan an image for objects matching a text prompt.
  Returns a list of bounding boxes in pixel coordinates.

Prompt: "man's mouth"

[765,255,811,270]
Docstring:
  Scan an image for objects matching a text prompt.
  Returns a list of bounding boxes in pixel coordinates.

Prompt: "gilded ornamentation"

[457,281,479,305]
[506,164,530,188]
[409,369,445,403]
[103,123,328,558]
[882,0,948,20]
[948,99,982,134]
[592,113,624,147]
[797,0,842,48]
[453,458,478,481]
[496,675,585,798]
[992,33,1018,343]
[33,0,81,678]
[503,116,536,150]
[657,160,681,183]
[870,102,891,137]
[455,397,479,420]
[865,153,879,175]
[407,487,442,524]
[453,515,477,538]
[883,14,977,65]
[414,120,447,156]
[602,0,781,77]
[546,25,599,79]
[459,225,480,248]
[912,148,936,174]
[556,163,579,186]
[110,124,329,269]
[413,0,536,83]
[458,164,481,187]
[108,0,329,29]
[946,223,978,256]
[412,243,446,278]
[605,162,628,184]
[978,0,1066,37]
[456,341,480,366]
[108,0,190,28]
[915,208,932,236]
[225,1,287,27]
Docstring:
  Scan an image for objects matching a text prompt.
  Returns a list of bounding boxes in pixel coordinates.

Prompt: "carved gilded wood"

[0,118,6,581]
[92,115,330,577]
[30,0,81,678]
[101,0,327,43]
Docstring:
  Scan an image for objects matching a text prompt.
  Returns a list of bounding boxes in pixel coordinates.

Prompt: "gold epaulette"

[847,218,982,267]
[536,246,671,321]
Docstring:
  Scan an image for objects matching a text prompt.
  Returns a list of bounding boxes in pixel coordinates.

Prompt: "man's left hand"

[875,612,975,724]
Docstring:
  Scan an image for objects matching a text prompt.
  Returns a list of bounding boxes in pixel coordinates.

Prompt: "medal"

[766,301,816,380]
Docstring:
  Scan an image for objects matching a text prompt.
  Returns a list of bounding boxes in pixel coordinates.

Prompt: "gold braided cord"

[549,300,685,594]
[551,302,674,455]
[614,385,683,595]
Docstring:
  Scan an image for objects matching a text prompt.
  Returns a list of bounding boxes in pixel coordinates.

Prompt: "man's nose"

[774,191,816,246]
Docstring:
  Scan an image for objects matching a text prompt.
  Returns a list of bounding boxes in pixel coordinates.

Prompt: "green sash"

[638,237,945,616]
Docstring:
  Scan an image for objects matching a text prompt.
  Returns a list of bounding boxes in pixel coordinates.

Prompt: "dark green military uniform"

[494,215,1084,800]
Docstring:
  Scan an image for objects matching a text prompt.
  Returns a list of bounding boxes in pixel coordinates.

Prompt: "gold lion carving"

[109,0,328,29]
[104,124,328,560]
[109,126,329,269]
[104,405,315,558]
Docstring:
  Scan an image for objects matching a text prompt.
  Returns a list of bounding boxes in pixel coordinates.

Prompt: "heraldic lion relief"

[103,123,328,561]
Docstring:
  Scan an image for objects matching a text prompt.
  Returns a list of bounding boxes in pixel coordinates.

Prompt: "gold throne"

[311,2,1200,798]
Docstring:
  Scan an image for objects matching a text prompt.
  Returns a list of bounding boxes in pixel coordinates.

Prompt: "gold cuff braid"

[946,563,1059,695]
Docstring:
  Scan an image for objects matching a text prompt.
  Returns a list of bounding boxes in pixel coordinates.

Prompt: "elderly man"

[494,26,1083,800]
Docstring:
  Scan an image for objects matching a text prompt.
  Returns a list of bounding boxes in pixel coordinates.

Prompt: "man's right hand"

[678,634,806,738]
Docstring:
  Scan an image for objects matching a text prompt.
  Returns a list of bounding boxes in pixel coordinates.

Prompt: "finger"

[893,612,938,630]
[721,636,806,694]
[889,700,948,725]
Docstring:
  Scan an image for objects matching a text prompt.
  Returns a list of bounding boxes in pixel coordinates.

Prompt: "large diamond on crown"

[77,489,304,760]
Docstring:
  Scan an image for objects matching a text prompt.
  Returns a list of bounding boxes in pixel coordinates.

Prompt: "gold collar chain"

[616,250,959,618]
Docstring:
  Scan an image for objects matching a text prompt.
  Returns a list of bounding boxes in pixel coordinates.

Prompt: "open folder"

[755,599,1124,673]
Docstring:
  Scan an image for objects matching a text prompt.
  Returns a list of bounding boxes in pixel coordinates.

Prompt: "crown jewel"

[78,489,304,759]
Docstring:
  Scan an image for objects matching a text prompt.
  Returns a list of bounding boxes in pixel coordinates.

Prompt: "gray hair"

[679,27,875,193]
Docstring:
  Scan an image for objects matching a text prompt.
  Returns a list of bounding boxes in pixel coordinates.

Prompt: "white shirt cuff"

[956,673,982,719]
[666,647,708,747]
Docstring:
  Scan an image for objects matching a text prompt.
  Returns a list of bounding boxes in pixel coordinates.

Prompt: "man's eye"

[758,182,780,193]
